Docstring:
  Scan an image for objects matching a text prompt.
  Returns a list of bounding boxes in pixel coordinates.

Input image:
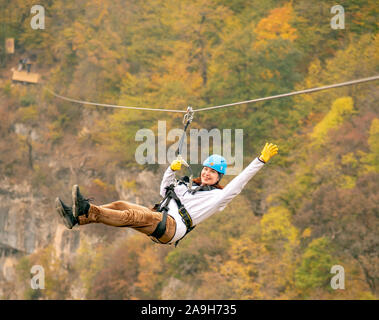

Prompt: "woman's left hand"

[259,142,278,163]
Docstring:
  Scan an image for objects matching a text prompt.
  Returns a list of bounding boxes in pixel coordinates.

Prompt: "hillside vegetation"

[0,0,378,299]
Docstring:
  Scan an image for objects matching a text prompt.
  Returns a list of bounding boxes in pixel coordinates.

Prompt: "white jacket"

[160,157,265,244]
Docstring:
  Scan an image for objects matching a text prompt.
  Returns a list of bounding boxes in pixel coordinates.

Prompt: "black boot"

[55,197,78,229]
[72,185,91,218]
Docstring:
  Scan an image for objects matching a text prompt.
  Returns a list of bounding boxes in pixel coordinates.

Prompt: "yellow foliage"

[219,237,266,299]
[93,178,107,189]
[122,180,137,192]
[261,206,299,248]
[302,228,312,238]
[16,105,39,122]
[260,69,274,80]
[339,175,356,189]
[296,34,377,115]
[311,97,355,144]
[93,178,116,193]
[360,118,379,173]
[369,118,379,145]
[341,152,359,168]
[254,3,297,48]
[259,207,300,297]
[75,239,105,295]
[147,43,204,108]
[204,207,301,298]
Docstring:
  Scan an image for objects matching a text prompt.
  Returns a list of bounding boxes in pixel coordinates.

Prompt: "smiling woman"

[55,143,278,247]
[201,166,219,185]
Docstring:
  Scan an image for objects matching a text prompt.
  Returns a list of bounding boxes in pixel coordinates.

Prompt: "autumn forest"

[0,0,378,299]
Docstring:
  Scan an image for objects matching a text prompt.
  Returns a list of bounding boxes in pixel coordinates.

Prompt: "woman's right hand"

[170,159,182,171]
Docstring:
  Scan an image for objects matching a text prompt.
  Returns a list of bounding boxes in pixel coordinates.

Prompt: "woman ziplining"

[51,75,378,245]
[55,143,278,246]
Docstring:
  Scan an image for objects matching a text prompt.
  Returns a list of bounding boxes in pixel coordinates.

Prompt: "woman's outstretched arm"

[211,142,278,212]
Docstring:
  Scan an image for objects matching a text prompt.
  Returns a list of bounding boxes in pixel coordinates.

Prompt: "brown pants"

[77,201,176,244]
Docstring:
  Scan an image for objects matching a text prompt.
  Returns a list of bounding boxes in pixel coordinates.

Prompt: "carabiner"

[183,106,194,125]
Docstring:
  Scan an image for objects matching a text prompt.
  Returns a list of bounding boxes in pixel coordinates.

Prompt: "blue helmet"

[202,154,227,175]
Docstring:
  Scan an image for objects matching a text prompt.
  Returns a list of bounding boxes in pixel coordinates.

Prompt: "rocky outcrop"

[0,163,166,298]
[0,178,54,255]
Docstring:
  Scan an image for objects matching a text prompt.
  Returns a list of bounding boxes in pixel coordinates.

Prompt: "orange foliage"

[254,3,297,48]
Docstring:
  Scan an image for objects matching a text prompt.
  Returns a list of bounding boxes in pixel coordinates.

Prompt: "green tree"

[295,237,334,296]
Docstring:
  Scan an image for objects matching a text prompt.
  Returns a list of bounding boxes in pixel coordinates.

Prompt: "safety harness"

[151,178,195,247]
[151,176,223,246]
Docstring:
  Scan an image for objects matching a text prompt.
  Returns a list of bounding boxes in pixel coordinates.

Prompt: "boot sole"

[55,197,74,229]
[72,184,79,218]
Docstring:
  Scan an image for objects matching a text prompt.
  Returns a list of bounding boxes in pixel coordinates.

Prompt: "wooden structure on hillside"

[12,69,40,84]
[5,38,15,54]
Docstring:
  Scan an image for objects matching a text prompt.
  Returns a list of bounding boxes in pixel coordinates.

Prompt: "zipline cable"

[194,75,379,113]
[44,87,187,113]
[44,75,379,114]
[44,75,378,190]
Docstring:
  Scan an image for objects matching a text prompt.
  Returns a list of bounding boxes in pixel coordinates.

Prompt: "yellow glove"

[170,159,183,171]
[259,142,278,163]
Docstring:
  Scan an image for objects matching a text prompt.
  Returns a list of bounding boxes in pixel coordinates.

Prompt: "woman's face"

[201,166,219,185]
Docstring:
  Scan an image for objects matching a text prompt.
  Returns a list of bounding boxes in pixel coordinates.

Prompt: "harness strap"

[150,207,168,239]
[165,187,196,247]
[150,188,172,239]
[168,190,193,228]
[151,182,195,246]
